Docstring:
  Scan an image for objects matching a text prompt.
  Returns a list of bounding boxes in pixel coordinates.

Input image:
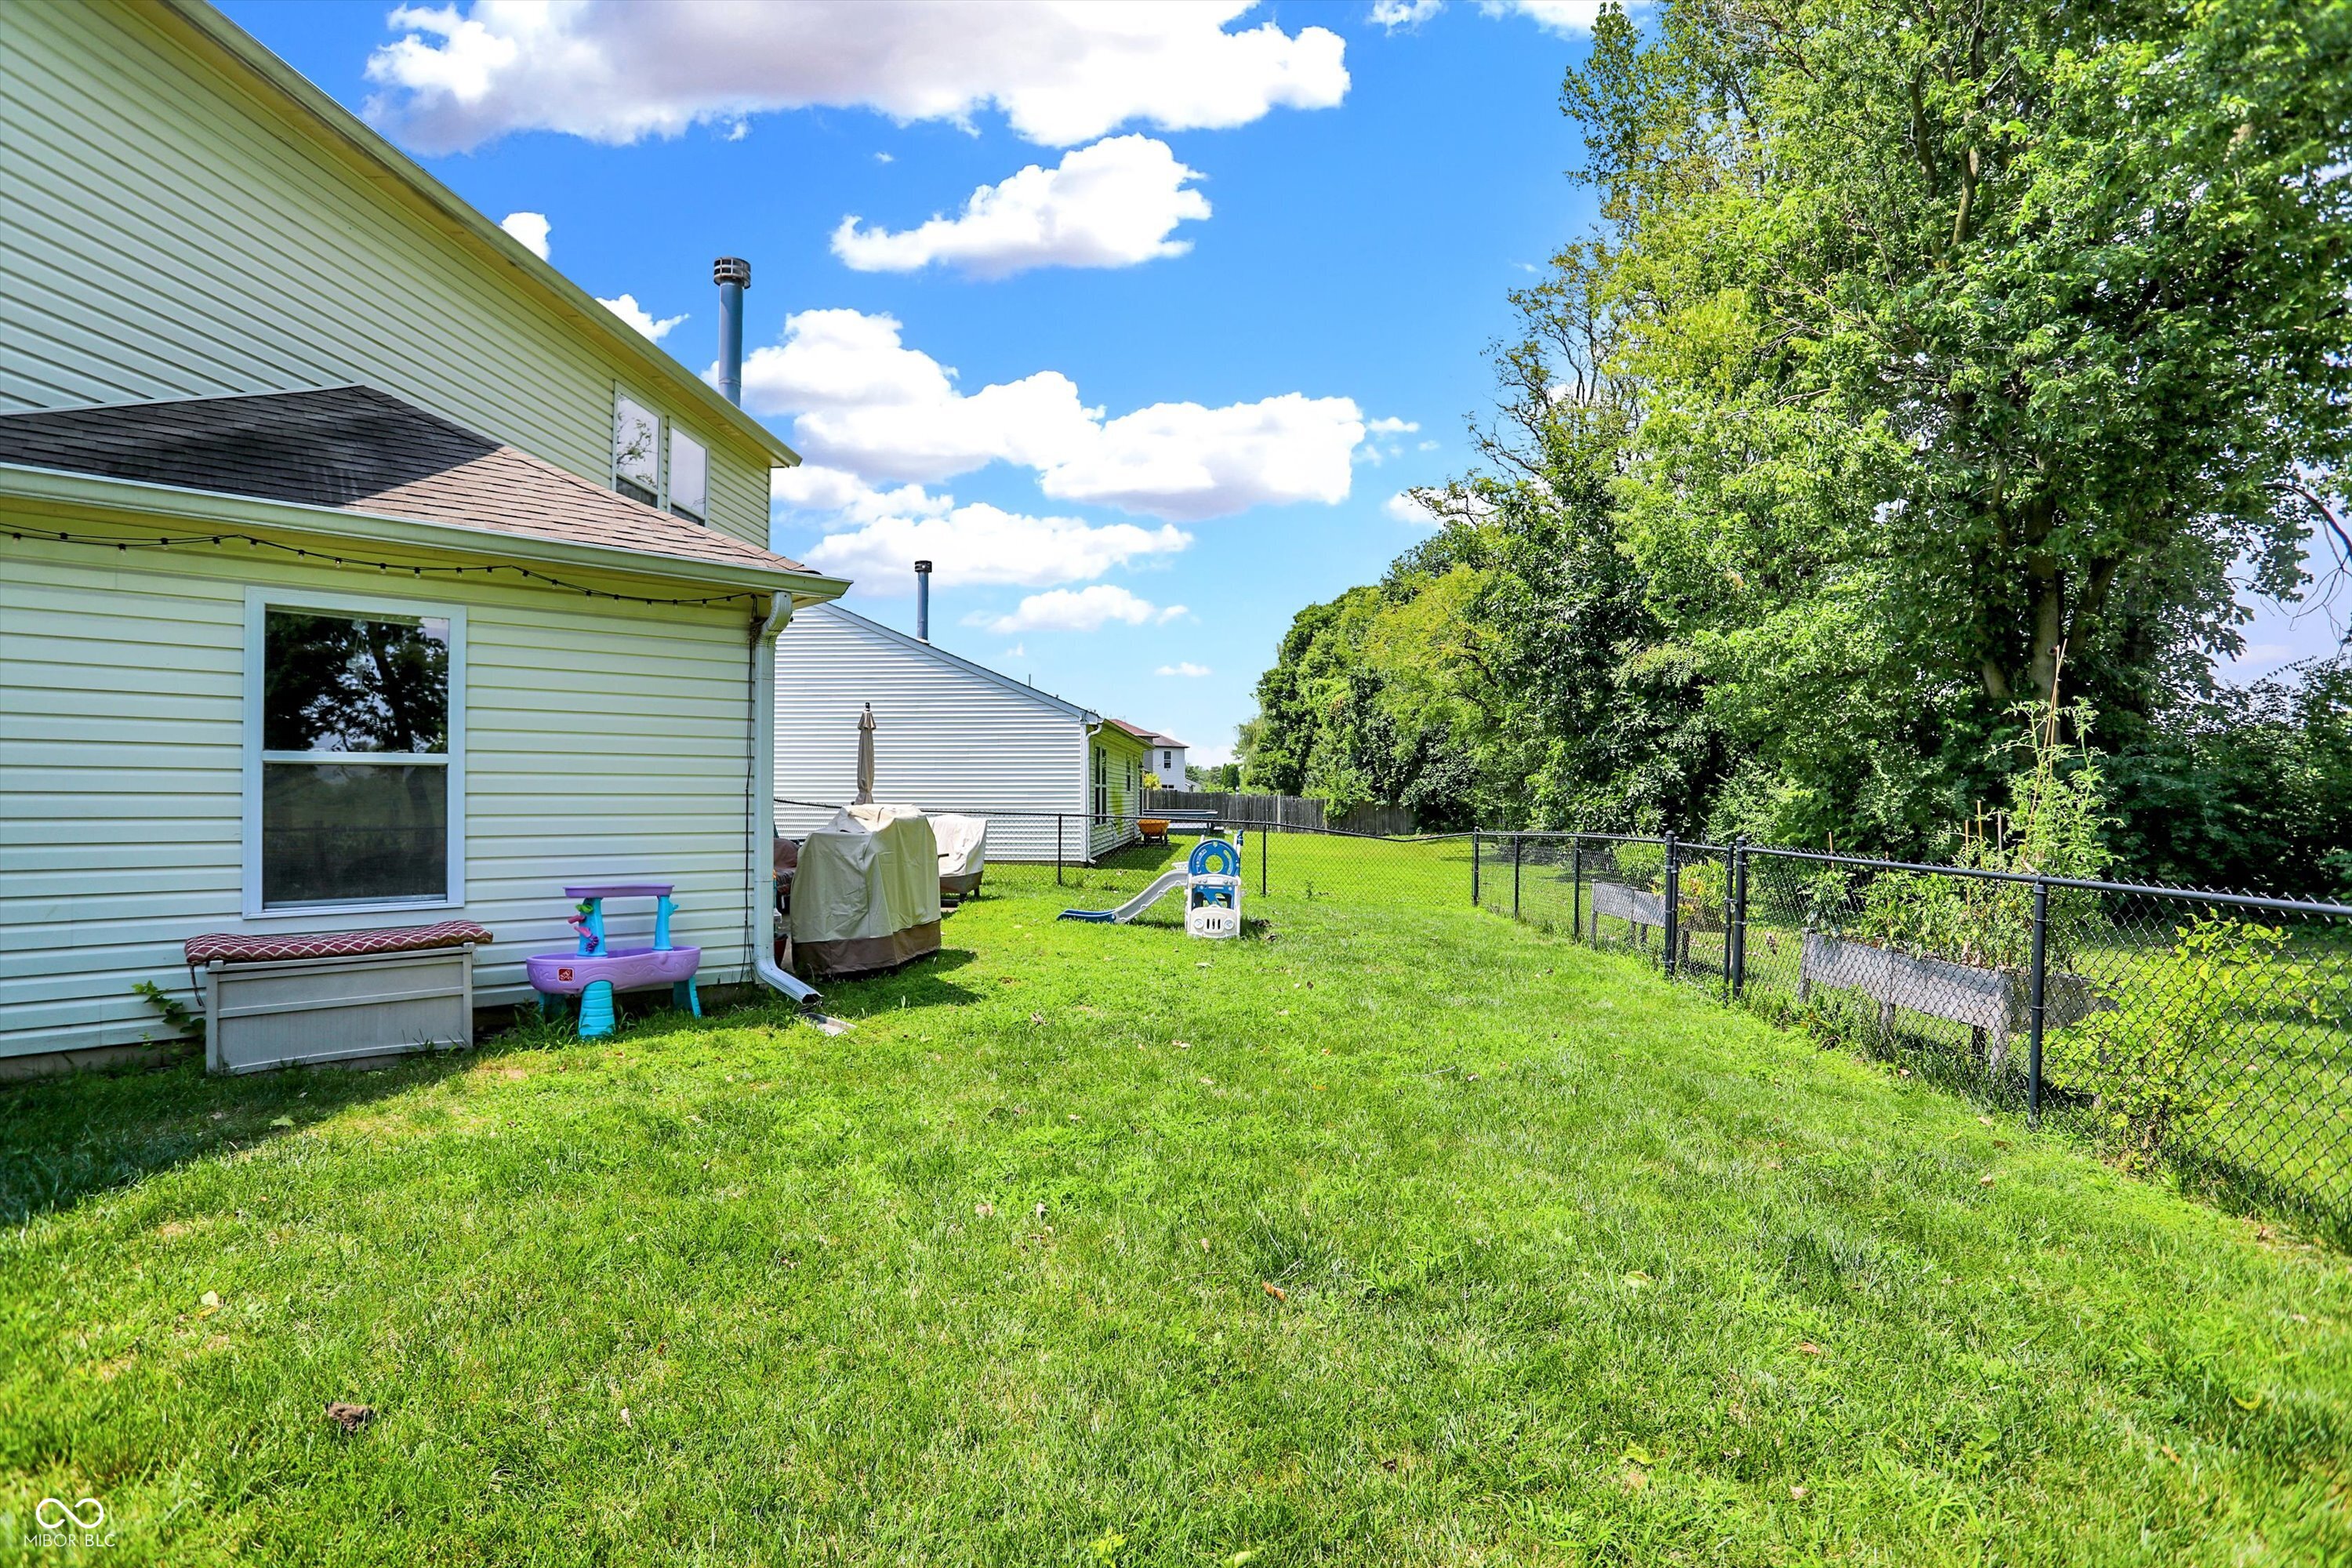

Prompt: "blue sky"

[223,1,2344,761]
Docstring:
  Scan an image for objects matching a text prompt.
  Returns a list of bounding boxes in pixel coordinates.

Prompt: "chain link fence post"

[1471,829,1481,909]
[2027,875,2049,1129]
[1260,819,1268,898]
[1570,833,1584,944]
[1729,833,1748,1001]
[1056,815,1064,886]
[1662,831,1679,978]
[1512,832,1523,921]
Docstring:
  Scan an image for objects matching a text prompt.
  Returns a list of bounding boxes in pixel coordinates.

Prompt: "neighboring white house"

[0,0,847,1070]
[772,604,1149,862]
[1143,733,1189,788]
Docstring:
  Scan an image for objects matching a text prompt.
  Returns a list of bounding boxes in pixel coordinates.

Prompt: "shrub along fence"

[1475,829,2352,1234]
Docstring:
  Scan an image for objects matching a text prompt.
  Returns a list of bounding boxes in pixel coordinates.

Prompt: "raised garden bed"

[1798,931,2103,1071]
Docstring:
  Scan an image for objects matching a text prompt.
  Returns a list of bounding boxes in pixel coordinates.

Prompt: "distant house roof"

[1146,732,1190,750]
[1104,718,1157,742]
[806,603,1103,723]
[0,386,818,579]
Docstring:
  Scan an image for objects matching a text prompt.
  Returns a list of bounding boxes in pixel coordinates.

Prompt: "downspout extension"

[750,590,821,1009]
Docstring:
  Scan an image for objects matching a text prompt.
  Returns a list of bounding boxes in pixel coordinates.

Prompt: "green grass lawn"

[4,876,2350,1564]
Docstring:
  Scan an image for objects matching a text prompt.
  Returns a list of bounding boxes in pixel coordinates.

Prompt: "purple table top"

[526,945,700,993]
[564,883,673,899]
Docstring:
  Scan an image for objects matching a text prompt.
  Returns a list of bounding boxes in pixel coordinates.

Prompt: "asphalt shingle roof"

[0,385,812,577]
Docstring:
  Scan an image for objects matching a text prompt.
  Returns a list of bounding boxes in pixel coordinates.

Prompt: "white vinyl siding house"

[1145,736,1189,787]
[0,0,782,550]
[0,0,847,1069]
[773,605,1143,862]
[2,534,773,1059]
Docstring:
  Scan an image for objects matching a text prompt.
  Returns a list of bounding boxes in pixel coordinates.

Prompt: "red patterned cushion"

[184,920,494,966]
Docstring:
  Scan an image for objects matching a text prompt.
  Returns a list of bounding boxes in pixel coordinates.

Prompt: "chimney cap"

[913,559,933,573]
[713,256,751,287]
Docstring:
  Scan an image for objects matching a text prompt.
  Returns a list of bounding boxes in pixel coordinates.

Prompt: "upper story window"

[248,594,463,913]
[668,427,708,523]
[612,392,659,506]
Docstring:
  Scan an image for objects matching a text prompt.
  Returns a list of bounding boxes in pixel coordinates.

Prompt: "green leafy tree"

[1239,0,2352,873]
[1580,0,2352,844]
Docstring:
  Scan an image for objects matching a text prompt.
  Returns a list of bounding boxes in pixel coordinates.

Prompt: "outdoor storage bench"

[183,920,493,1074]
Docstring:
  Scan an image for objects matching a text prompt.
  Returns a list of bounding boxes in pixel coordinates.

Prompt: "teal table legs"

[578,979,618,1038]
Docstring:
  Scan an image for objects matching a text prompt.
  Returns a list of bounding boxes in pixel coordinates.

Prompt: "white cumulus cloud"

[367,1,1347,153]
[777,466,1190,591]
[1374,1,1617,34]
[1370,0,1443,28]
[1042,394,1364,520]
[598,293,687,341]
[499,210,550,258]
[1359,415,1420,466]
[1157,662,1213,677]
[1386,485,1494,527]
[1483,0,1618,33]
[833,136,1209,278]
[807,505,1191,592]
[974,585,1185,634]
[742,308,1365,521]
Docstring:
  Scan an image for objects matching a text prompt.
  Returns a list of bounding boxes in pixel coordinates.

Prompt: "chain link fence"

[777,799,1475,911]
[1477,829,2352,1232]
[781,800,2352,1232]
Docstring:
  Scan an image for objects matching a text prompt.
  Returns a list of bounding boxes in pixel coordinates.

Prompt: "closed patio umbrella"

[854,702,876,805]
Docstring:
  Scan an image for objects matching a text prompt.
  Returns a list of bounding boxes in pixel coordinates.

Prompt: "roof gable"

[146,0,796,471]
[810,604,1102,721]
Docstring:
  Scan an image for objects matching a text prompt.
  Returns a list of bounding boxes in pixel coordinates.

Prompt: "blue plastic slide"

[1058,868,1191,924]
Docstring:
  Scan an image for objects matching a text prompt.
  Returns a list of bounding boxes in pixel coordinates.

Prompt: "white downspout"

[750,591,820,1008]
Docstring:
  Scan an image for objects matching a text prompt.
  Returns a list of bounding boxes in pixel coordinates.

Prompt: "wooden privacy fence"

[1142,790,1417,837]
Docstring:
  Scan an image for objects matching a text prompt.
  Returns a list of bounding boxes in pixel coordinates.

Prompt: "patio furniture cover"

[790,804,941,976]
[931,813,989,898]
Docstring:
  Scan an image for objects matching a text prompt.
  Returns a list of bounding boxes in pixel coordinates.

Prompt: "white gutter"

[749,592,821,1008]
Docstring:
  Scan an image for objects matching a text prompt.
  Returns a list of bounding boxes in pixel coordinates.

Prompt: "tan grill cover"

[790,804,942,976]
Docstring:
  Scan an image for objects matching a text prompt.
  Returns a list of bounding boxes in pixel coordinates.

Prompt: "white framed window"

[242,588,466,918]
[1092,745,1106,818]
[612,390,659,506]
[668,426,708,523]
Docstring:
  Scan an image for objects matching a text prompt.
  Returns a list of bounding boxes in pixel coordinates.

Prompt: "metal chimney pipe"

[914,559,932,641]
[713,256,750,405]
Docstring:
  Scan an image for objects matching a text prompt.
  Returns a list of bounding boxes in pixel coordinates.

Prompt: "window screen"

[613,393,659,506]
[668,428,707,522]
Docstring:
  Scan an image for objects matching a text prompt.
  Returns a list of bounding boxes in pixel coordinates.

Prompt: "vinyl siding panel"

[0,532,760,1058]
[774,605,1123,863]
[0,0,774,549]
[1088,729,1151,858]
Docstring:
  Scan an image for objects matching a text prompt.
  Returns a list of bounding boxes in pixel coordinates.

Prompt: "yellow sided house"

[0,0,848,1071]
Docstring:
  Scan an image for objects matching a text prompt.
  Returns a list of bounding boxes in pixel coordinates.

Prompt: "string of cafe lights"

[7,525,780,609]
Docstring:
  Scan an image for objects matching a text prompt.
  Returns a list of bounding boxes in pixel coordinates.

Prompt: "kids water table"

[524,882,700,1037]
